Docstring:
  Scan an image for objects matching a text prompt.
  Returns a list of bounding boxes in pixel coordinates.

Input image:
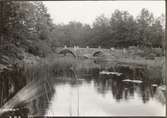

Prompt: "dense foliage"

[52,9,164,49]
[0,1,53,58]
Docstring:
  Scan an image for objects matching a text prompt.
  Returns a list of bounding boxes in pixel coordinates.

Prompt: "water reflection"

[0,60,165,116]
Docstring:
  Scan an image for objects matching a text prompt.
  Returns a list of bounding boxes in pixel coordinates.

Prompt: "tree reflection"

[89,66,164,104]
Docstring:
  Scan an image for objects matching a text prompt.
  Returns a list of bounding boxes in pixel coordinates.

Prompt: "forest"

[0,1,165,63]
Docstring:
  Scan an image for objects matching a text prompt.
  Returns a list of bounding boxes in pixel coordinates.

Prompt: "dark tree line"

[52,9,164,49]
[50,22,91,48]
[0,1,165,59]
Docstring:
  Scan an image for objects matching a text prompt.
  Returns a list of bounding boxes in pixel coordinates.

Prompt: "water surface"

[0,59,165,117]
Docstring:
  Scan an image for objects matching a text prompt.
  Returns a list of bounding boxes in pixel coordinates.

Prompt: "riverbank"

[0,47,165,81]
[0,49,164,72]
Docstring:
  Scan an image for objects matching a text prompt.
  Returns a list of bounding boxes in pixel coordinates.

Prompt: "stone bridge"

[56,47,113,58]
[55,47,149,71]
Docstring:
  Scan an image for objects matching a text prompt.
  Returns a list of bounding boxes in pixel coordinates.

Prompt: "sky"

[43,1,165,25]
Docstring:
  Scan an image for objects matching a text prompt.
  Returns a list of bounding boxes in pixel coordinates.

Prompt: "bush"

[27,40,52,57]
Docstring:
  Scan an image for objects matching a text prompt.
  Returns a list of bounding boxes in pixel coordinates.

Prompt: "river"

[0,58,165,117]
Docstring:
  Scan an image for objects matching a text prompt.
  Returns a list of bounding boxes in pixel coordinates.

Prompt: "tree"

[51,21,92,48]
[109,10,138,48]
[0,1,54,57]
[91,14,111,48]
[136,8,154,47]
[148,18,164,47]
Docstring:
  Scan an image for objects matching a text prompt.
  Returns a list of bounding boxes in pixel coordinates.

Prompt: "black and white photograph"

[0,0,166,117]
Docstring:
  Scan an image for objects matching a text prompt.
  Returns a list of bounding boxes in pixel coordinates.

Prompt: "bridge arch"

[58,49,76,58]
[92,51,105,57]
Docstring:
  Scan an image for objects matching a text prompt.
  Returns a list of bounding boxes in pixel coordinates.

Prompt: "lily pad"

[122,79,143,84]
[100,71,122,76]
